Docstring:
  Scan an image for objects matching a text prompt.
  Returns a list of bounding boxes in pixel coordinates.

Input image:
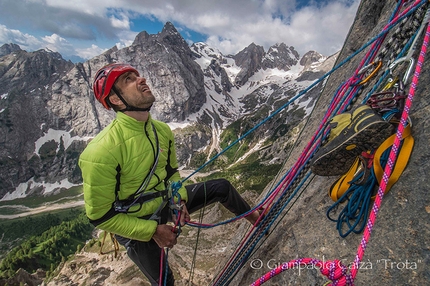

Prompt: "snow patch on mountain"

[34,128,91,156]
[0,177,80,201]
[171,42,327,132]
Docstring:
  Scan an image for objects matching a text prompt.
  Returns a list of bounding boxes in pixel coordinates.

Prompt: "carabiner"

[358,61,382,85]
[389,57,415,85]
[382,77,398,91]
[388,7,430,84]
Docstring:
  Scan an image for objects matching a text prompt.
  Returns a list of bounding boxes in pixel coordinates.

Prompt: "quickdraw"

[99,231,120,258]
[367,80,407,114]
[358,1,429,88]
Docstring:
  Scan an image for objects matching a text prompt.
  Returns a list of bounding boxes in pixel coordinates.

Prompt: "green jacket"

[79,112,188,242]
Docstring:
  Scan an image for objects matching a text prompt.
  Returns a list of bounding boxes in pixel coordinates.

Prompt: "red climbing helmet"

[92,63,140,109]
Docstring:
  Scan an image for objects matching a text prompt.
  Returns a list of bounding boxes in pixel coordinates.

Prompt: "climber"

[78,63,262,286]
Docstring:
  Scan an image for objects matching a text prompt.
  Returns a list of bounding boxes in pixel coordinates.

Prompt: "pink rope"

[249,3,429,286]
[250,258,353,286]
[351,13,430,279]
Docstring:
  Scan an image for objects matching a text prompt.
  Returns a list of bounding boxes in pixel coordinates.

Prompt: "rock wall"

[231,0,430,285]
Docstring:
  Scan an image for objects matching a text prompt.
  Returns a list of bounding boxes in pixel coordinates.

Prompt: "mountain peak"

[300,50,324,66]
[262,43,299,70]
[132,30,150,45]
[0,43,22,57]
[233,43,265,86]
[162,21,178,33]
[160,22,188,47]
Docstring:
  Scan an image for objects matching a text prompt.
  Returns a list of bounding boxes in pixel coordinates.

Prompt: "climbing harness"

[115,122,161,214]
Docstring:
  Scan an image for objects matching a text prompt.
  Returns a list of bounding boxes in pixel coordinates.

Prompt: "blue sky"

[0,0,360,62]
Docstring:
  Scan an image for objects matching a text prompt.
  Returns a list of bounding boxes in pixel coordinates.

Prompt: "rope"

[212,169,313,285]
[209,1,427,285]
[249,3,430,284]
[250,258,353,286]
[326,165,376,238]
[351,8,429,280]
[188,183,207,285]
[159,181,183,286]
[160,248,166,286]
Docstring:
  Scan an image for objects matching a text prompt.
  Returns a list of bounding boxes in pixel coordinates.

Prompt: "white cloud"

[0,0,360,60]
[75,44,107,59]
[114,0,360,56]
[109,12,131,29]
[0,24,42,51]
[42,34,73,52]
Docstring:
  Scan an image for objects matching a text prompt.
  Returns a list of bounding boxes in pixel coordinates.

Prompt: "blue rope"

[222,171,313,285]
[211,1,428,284]
[181,0,426,186]
[182,0,427,231]
[326,168,376,238]
[326,147,393,238]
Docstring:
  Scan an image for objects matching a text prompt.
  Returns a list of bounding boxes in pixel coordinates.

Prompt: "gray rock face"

[0,21,331,205]
[0,43,22,57]
[231,1,430,285]
[0,48,75,195]
[300,50,324,67]
[262,43,300,70]
[233,43,266,86]
[112,21,207,123]
[206,59,233,93]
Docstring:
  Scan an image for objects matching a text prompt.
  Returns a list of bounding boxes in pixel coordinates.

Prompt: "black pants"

[116,178,252,286]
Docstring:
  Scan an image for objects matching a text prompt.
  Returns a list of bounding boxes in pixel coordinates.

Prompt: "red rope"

[159,248,165,286]
[249,2,429,285]
[351,8,430,279]
[250,258,353,286]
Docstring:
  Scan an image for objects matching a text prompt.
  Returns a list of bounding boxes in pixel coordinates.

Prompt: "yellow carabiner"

[382,76,398,91]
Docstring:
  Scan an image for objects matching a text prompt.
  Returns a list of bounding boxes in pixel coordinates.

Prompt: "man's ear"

[109,94,122,106]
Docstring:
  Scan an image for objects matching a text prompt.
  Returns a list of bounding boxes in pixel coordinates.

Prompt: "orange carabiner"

[359,61,382,85]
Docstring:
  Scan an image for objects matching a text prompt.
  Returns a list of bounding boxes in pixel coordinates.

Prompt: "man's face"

[115,71,156,108]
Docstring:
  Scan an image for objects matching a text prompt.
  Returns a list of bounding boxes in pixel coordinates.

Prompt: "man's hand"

[152,224,178,248]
